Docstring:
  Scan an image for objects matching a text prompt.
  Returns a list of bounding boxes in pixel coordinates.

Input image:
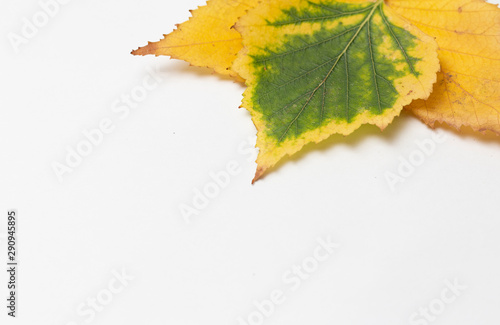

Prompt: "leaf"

[387,0,500,134]
[232,0,440,182]
[132,0,259,79]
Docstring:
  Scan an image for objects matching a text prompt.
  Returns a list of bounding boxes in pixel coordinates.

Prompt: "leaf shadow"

[428,120,500,144]
[163,60,239,83]
[259,113,412,181]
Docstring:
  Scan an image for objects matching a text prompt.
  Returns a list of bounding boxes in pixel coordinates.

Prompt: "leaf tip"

[131,43,155,56]
[252,166,266,184]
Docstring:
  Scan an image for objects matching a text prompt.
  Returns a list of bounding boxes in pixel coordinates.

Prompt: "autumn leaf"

[232,0,439,181]
[132,0,259,79]
[387,0,500,134]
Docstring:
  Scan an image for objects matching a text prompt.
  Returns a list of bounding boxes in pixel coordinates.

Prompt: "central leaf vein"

[277,0,384,141]
[368,19,382,114]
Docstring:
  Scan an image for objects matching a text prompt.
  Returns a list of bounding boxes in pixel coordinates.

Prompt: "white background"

[1,0,500,324]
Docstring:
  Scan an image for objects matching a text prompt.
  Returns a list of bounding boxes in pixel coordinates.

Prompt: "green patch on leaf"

[250,0,421,143]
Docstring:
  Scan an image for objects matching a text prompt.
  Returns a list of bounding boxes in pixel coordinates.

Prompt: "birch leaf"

[233,0,439,181]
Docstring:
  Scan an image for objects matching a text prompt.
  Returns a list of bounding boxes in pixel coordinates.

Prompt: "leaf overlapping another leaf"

[233,0,439,181]
[387,0,500,134]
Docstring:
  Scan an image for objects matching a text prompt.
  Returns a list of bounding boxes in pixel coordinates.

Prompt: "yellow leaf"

[387,0,500,134]
[132,0,259,79]
[233,0,439,182]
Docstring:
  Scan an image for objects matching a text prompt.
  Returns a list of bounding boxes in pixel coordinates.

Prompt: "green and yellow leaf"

[387,0,500,134]
[132,0,259,79]
[233,0,440,181]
